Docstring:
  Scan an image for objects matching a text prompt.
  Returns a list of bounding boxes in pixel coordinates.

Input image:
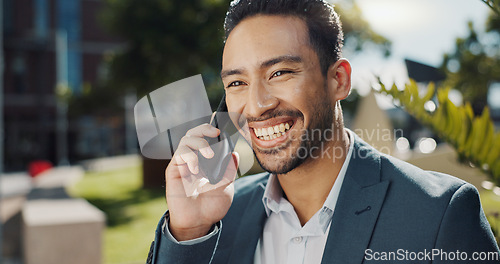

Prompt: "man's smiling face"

[221,15,337,174]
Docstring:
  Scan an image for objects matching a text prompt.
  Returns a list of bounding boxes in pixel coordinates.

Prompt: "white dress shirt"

[165,130,354,264]
[254,130,354,264]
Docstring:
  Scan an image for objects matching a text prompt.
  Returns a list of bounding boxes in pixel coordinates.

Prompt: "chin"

[253,147,307,175]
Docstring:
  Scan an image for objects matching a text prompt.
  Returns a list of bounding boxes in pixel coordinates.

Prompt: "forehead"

[222,15,312,70]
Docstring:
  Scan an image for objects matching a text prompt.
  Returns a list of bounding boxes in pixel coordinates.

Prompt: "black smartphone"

[198,94,236,184]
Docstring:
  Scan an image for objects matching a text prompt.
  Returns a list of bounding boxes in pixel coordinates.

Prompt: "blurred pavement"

[0,154,139,263]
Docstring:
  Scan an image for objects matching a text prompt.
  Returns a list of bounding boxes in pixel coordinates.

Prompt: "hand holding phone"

[165,120,239,241]
[134,75,245,240]
[165,95,240,241]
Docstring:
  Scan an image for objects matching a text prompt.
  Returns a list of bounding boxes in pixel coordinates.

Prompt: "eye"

[271,70,294,78]
[227,80,246,88]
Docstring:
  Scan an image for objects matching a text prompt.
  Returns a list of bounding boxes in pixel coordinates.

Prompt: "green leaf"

[471,108,491,159]
[486,133,500,168]
[422,82,435,102]
[492,159,500,184]
[457,103,474,151]
[478,108,495,164]
[445,101,461,144]
[374,79,500,185]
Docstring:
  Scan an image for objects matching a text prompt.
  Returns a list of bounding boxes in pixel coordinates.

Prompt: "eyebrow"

[220,55,303,79]
[220,69,244,79]
[261,55,302,68]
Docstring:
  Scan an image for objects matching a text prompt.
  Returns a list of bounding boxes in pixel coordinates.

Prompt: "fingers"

[172,123,219,174]
[180,136,215,158]
[186,123,219,138]
[174,145,199,174]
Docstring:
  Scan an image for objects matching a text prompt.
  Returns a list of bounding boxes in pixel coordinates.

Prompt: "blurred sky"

[344,0,491,96]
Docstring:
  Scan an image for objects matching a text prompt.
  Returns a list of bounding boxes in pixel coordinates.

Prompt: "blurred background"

[0,0,499,263]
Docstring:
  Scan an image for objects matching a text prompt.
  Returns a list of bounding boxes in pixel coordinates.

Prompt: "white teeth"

[267,127,274,136]
[255,122,293,141]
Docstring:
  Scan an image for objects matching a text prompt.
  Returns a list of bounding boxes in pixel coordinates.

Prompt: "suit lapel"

[321,136,390,264]
[228,182,267,264]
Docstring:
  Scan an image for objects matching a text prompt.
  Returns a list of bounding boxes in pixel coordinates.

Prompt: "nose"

[245,80,279,117]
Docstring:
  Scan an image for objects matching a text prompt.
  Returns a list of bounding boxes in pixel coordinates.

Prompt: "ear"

[326,58,352,101]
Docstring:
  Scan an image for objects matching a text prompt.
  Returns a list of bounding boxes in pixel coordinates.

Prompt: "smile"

[253,121,293,141]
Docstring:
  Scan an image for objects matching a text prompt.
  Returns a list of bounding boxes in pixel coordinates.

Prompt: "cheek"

[226,93,244,114]
[279,79,318,109]
[226,93,248,129]
[284,79,327,125]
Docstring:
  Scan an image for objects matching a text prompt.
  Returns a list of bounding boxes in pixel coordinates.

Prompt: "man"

[147,0,500,263]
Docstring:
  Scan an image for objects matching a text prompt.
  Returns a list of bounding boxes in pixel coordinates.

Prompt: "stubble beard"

[252,99,335,175]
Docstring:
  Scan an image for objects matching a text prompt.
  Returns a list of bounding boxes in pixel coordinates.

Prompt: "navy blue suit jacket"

[148,135,499,263]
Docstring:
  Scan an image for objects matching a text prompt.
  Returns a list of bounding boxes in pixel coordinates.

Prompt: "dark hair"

[224,0,344,75]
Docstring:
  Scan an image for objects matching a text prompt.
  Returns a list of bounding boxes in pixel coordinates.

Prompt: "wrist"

[169,222,214,241]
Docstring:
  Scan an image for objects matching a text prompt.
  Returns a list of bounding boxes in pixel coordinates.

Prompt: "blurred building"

[2,0,124,171]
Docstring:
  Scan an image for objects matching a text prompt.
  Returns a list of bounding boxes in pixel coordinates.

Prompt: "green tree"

[336,1,391,56]
[482,0,500,14]
[100,0,229,107]
[440,6,500,115]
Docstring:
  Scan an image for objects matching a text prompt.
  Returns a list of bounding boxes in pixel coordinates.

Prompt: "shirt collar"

[261,129,355,229]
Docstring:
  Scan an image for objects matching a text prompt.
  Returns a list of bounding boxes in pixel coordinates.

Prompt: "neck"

[277,127,349,226]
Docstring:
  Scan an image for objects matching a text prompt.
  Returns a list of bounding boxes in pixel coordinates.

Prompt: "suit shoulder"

[379,154,469,199]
